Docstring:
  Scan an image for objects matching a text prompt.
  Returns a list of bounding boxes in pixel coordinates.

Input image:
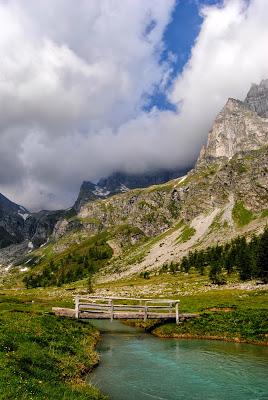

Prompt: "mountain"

[197,89,268,166]
[244,79,268,117]
[0,192,27,215]
[0,192,65,255]
[0,193,28,248]
[0,79,267,278]
[74,169,185,211]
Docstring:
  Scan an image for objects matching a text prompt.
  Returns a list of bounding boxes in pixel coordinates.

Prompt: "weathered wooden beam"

[52,307,198,321]
[110,299,114,321]
[75,296,80,319]
[78,295,180,303]
[175,302,179,324]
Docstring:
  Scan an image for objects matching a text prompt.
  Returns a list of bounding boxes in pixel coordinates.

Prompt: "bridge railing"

[74,296,180,323]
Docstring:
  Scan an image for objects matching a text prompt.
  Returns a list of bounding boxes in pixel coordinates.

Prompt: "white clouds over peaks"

[0,0,176,208]
[0,0,267,210]
[169,0,268,155]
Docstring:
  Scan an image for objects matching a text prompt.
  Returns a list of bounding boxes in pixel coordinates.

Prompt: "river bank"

[0,284,267,398]
[89,320,268,400]
[0,293,107,400]
[123,289,268,346]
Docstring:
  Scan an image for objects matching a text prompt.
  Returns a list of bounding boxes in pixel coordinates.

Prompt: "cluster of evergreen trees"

[162,228,268,284]
[23,237,112,288]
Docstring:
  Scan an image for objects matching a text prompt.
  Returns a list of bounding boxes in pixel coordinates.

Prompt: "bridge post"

[175,302,180,324]
[75,296,80,319]
[144,303,148,322]
[109,299,114,321]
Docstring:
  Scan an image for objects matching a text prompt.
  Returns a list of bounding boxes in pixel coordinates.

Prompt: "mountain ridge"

[197,81,268,166]
[0,79,267,274]
[74,168,186,211]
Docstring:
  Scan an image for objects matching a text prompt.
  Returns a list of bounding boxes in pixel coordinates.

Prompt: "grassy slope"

[0,292,107,400]
[153,289,268,345]
[94,271,268,345]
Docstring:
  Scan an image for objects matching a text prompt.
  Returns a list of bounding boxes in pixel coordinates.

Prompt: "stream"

[88,320,268,400]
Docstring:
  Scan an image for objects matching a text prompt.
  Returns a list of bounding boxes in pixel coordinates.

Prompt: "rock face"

[0,193,28,248]
[197,80,268,166]
[0,192,65,250]
[74,181,100,211]
[244,79,268,117]
[75,147,267,237]
[74,169,184,211]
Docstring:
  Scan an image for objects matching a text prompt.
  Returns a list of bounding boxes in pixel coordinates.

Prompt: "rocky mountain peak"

[0,192,27,215]
[74,169,185,211]
[197,80,268,166]
[244,79,268,117]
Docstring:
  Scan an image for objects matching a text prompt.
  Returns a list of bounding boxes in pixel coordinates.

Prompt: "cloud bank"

[0,0,267,209]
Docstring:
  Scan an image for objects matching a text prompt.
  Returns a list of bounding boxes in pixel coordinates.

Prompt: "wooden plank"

[78,296,180,303]
[75,296,79,319]
[79,312,176,319]
[52,307,198,321]
[52,307,76,318]
[175,302,179,324]
[79,305,174,311]
[79,304,111,310]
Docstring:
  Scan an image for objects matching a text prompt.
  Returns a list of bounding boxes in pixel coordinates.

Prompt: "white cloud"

[0,0,268,210]
[169,0,268,152]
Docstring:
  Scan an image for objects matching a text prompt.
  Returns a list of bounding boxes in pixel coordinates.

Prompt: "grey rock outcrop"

[0,191,65,251]
[197,80,268,166]
[74,169,185,211]
[244,79,268,117]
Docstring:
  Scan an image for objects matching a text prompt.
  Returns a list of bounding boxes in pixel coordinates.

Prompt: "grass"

[232,201,254,227]
[153,289,268,344]
[0,293,107,399]
[0,274,267,400]
[93,269,268,345]
[261,209,268,218]
[177,225,196,243]
[209,211,225,232]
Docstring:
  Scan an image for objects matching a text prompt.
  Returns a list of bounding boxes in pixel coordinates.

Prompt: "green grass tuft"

[232,201,254,227]
[0,295,106,399]
[177,225,196,243]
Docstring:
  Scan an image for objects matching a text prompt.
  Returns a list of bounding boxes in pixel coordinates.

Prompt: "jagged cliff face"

[244,79,268,118]
[76,147,267,230]
[74,169,184,211]
[197,80,268,166]
[0,191,65,251]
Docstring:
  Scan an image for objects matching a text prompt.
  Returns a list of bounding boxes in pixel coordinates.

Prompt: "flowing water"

[88,320,268,400]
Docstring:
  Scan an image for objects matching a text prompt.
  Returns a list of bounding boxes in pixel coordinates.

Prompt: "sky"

[0,0,267,210]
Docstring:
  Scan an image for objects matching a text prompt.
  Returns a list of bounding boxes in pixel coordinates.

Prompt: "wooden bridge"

[53,296,197,324]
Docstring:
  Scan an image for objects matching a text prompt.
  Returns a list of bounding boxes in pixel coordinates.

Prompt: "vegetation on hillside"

[23,233,113,288]
[162,227,268,285]
[232,201,254,226]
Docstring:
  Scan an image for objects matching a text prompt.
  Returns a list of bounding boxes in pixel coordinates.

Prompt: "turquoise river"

[88,320,268,400]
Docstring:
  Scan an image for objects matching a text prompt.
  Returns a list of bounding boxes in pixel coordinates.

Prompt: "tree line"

[23,236,112,288]
[160,227,268,284]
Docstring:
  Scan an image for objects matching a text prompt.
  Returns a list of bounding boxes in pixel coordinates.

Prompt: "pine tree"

[235,237,254,280]
[209,260,226,285]
[256,227,268,283]
[87,275,94,293]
